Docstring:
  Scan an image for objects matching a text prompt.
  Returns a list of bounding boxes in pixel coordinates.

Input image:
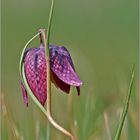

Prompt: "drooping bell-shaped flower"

[21,44,82,106]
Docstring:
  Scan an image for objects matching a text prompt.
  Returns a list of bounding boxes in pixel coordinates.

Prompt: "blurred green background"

[1,0,139,140]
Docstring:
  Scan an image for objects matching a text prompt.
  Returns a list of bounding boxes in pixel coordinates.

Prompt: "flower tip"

[24,101,28,107]
[79,81,83,86]
[21,81,28,107]
[72,80,83,87]
[76,86,80,96]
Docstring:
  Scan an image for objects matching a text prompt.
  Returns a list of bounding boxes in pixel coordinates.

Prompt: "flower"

[21,44,82,106]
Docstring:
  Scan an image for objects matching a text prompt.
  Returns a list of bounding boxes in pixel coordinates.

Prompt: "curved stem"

[45,0,76,139]
[19,0,76,139]
[19,30,45,79]
[19,30,76,140]
[39,29,76,140]
[46,112,76,140]
[21,63,76,140]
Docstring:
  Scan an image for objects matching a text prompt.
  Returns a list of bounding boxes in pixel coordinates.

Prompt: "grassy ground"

[1,0,139,139]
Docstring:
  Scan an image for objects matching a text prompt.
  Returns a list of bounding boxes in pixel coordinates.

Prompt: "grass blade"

[114,64,135,140]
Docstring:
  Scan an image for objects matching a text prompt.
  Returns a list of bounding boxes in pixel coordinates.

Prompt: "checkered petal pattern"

[49,45,82,86]
[24,46,47,105]
[21,44,82,106]
[49,45,82,95]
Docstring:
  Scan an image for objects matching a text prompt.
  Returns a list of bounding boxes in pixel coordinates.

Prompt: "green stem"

[42,0,76,138]
[45,0,54,115]
[19,30,76,140]
[114,64,135,140]
[22,62,76,140]
[44,0,53,136]
[19,0,76,139]
[22,63,48,115]
[19,31,44,80]
[38,28,52,139]
[46,0,54,54]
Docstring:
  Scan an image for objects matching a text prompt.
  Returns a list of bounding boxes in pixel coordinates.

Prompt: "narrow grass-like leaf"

[19,0,76,139]
[45,0,55,139]
[46,0,54,57]
[114,64,135,140]
[19,30,45,113]
[19,31,43,81]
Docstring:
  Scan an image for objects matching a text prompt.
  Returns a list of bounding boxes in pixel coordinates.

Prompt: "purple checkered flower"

[21,44,82,106]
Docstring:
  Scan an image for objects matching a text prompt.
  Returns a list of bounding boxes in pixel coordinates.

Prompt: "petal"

[24,48,47,105]
[20,81,28,107]
[49,45,83,87]
[22,44,82,100]
[76,86,80,96]
[51,70,70,94]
